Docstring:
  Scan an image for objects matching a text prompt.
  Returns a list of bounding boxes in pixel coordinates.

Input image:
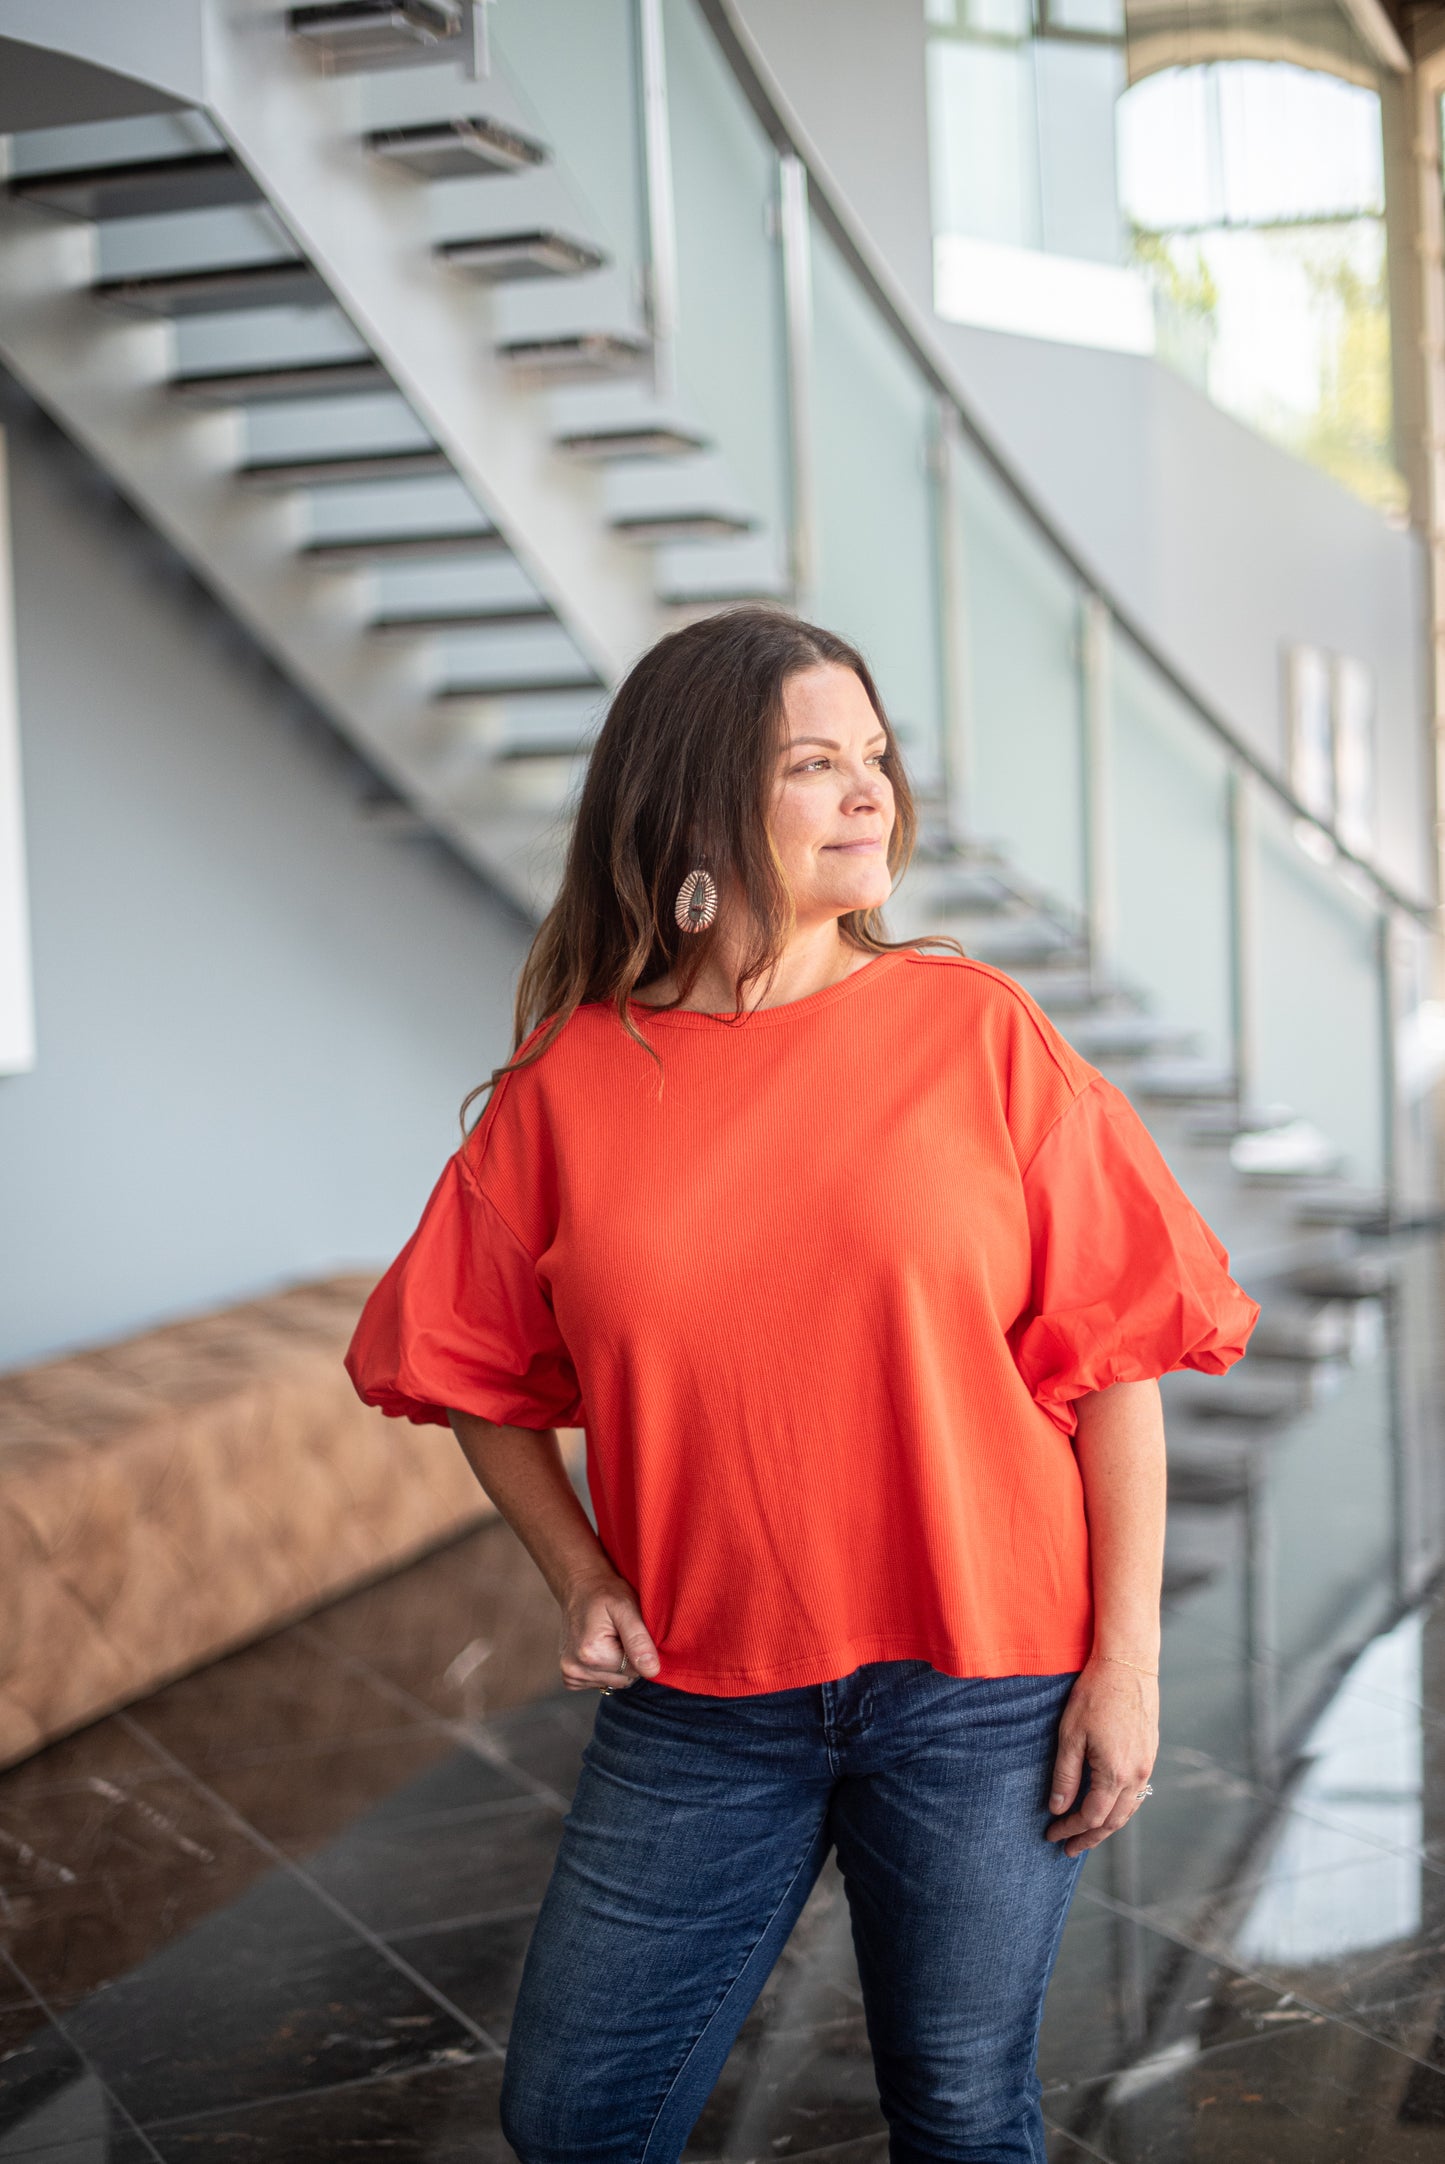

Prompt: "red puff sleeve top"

[345,948,1260,1694]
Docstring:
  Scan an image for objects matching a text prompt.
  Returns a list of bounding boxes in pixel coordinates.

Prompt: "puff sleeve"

[344,1152,583,1431]
[1007,1074,1260,1437]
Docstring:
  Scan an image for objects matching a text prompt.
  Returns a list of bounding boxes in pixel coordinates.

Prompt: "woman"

[345,606,1260,2164]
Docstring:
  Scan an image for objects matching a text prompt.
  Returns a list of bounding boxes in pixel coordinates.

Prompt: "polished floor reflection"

[3,1226,1445,2160]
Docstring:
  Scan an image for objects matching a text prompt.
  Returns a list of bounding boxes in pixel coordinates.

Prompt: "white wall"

[0,377,532,1371]
[733,0,1435,906]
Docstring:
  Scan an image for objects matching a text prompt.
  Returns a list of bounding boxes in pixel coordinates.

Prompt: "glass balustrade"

[1269,1349,1398,1717]
[485,0,647,342]
[1252,789,1386,1186]
[949,448,1084,912]
[662,0,790,592]
[809,220,947,796]
[1109,637,1234,1072]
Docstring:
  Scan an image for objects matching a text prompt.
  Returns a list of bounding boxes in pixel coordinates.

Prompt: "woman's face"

[769,664,896,924]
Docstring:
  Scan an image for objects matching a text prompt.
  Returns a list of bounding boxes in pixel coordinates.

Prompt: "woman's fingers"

[615,1607,662,1679]
[1048,1728,1086,1815]
[1046,1755,1155,1855]
[560,1582,661,1692]
[1045,1660,1158,1854]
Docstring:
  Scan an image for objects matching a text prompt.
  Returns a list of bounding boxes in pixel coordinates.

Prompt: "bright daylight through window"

[925,0,1405,514]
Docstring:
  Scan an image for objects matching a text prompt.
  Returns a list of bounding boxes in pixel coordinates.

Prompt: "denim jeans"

[500,1659,1089,2164]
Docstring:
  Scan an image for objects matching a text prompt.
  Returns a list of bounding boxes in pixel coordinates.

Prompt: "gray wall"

[0,381,530,1371]
[735,0,1435,905]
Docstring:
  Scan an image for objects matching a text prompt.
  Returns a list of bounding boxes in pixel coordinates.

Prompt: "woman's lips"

[825,839,883,852]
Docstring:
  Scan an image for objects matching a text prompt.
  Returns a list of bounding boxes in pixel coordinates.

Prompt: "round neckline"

[624,945,913,1029]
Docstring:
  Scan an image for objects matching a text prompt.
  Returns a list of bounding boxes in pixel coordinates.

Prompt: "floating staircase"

[0,6,776,915]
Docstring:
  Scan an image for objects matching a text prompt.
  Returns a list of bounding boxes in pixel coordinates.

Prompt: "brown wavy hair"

[461,604,965,1128]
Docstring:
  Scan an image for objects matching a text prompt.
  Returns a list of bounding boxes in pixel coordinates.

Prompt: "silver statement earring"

[674,850,718,934]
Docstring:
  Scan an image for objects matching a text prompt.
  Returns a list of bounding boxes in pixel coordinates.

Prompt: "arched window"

[924,2,1403,512]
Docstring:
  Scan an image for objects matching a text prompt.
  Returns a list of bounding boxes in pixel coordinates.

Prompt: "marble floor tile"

[54,1868,485,2129]
[0,1779,275,2010]
[378,1912,539,2044]
[1040,1893,1143,2091]
[1130,1822,1437,1948]
[0,2001,155,2159]
[1,2000,87,2127]
[1047,2008,1445,2162]
[747,2138,890,2164]
[302,1520,568,1725]
[198,1730,530,1860]
[295,1797,564,1937]
[1044,2130,1118,2163]
[0,1772,252,1899]
[471,1689,600,1803]
[682,2010,885,2160]
[0,1719,174,1805]
[126,1631,436,1779]
[142,2053,508,2162]
[1037,1887,1345,2101]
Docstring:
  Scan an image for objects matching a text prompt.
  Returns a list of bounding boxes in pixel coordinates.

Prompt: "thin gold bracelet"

[1098,1654,1159,1677]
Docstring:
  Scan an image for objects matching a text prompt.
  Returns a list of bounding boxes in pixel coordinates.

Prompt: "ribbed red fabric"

[344,949,1260,1693]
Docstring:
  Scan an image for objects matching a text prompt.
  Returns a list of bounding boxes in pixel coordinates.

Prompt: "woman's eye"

[793,753,888,774]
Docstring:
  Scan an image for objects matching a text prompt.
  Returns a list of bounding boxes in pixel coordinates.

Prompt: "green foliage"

[1130,228,1218,321]
[1290,235,1407,517]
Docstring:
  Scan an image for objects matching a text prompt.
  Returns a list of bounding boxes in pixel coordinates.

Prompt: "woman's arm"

[446,1410,661,1692]
[1044,1376,1165,1858]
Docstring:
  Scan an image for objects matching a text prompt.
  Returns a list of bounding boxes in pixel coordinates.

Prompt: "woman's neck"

[636,929,873,1015]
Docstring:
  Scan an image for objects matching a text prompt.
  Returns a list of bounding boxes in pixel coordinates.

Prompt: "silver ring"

[1135,1783,1154,1799]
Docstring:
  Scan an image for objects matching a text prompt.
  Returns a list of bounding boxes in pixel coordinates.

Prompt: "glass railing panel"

[481,0,647,343]
[1389,909,1444,1215]
[1123,1551,1259,1923]
[1109,637,1233,1073]
[662,0,790,593]
[1252,789,1385,1186]
[809,219,946,795]
[951,450,1083,911]
[1267,1349,1398,1718]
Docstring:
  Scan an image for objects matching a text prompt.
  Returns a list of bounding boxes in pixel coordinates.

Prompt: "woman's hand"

[560,1567,663,1693]
[1044,1654,1158,1858]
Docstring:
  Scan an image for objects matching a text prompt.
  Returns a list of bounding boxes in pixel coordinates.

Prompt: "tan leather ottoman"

[0,1275,575,1771]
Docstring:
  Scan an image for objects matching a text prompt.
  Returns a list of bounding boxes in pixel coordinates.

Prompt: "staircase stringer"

[198,0,661,688]
[0,196,571,916]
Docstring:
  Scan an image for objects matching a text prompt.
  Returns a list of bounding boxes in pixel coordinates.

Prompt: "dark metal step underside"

[10,153,260,223]
[95,261,328,317]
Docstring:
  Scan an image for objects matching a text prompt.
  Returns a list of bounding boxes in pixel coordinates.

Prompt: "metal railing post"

[635,0,679,404]
[1226,764,1256,1109]
[931,399,973,848]
[1243,1461,1280,1786]
[1378,906,1403,1216]
[1080,592,1114,992]
[778,152,817,618]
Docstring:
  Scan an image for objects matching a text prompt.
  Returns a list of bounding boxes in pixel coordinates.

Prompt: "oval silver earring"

[674,855,718,934]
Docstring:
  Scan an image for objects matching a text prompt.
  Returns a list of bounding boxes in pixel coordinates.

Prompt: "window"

[924,2,1406,512]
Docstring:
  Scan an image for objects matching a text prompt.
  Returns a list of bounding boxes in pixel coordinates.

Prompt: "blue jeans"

[500,1659,1088,2164]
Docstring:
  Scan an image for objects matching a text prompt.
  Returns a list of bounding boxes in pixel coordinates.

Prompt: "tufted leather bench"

[0,1275,572,1771]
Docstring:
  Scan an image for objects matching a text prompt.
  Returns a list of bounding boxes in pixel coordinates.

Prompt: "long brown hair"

[461,604,965,1129]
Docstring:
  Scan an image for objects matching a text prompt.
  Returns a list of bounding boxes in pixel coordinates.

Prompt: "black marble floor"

[5,1226,1445,2161]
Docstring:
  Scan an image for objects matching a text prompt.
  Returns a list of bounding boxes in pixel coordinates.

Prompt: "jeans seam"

[635,1828,824,2164]
[1016,1849,1086,2160]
